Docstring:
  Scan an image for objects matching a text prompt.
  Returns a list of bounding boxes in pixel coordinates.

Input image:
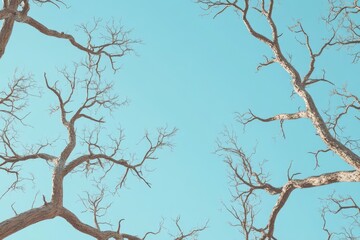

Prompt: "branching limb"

[257,55,276,71]
[0,1,137,69]
[201,0,360,170]
[125,127,178,188]
[63,126,177,191]
[309,148,331,169]
[0,120,52,199]
[44,60,125,166]
[238,110,308,138]
[200,0,360,239]
[61,206,162,240]
[321,194,360,239]
[218,129,281,198]
[170,216,208,240]
[219,128,360,239]
[0,72,34,122]
[238,110,308,125]
[305,70,334,87]
[32,0,67,8]
[0,0,18,58]
[0,2,174,239]
[59,207,123,240]
[79,187,112,231]
[0,204,57,239]
[288,22,335,85]
[327,0,360,62]
[326,88,360,139]
[224,194,263,240]
[19,15,136,72]
[198,0,275,44]
[263,171,360,239]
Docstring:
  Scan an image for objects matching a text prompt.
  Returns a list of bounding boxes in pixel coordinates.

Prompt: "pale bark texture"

[0,60,178,239]
[0,0,137,72]
[0,1,207,239]
[198,0,360,239]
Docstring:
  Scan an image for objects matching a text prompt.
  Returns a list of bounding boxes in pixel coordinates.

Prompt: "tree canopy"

[0,0,359,239]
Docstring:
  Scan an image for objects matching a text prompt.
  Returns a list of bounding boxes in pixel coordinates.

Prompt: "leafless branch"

[218,123,360,239]
[32,0,67,9]
[321,194,360,239]
[170,216,208,240]
[0,0,137,71]
[198,1,360,237]
[326,0,360,62]
[237,109,308,138]
[79,187,112,230]
[288,21,335,85]
[0,59,176,239]
[257,55,276,71]
[0,72,34,122]
[224,194,264,240]
[326,88,360,138]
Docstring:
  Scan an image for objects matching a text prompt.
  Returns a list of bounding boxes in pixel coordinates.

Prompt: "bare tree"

[0,59,179,239]
[198,0,360,239]
[0,2,209,238]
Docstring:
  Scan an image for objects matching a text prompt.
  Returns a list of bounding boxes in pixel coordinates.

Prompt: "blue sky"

[0,0,359,239]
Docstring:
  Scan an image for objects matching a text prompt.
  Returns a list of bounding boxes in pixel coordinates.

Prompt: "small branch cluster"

[224,194,261,240]
[327,0,360,62]
[218,130,360,239]
[32,0,67,8]
[322,194,360,239]
[0,72,34,122]
[324,87,360,147]
[0,0,137,70]
[79,187,112,231]
[170,216,208,240]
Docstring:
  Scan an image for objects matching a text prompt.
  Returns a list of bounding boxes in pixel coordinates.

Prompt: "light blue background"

[0,0,359,239]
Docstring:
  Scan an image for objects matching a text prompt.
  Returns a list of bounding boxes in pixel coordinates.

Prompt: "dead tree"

[0,1,208,239]
[198,0,360,239]
[0,59,178,239]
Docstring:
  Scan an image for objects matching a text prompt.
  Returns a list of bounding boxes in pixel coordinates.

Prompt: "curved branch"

[172,216,208,240]
[0,204,57,239]
[236,0,360,170]
[59,207,123,240]
[238,110,308,125]
[63,154,129,176]
[16,14,136,72]
[0,152,56,163]
[1,1,136,69]
[0,0,17,58]
[264,170,360,239]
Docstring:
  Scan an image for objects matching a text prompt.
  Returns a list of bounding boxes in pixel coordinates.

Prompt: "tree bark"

[0,204,57,239]
[0,0,18,58]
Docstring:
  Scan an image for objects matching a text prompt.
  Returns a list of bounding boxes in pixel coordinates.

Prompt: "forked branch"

[0,60,176,239]
[171,216,208,240]
[0,0,137,71]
